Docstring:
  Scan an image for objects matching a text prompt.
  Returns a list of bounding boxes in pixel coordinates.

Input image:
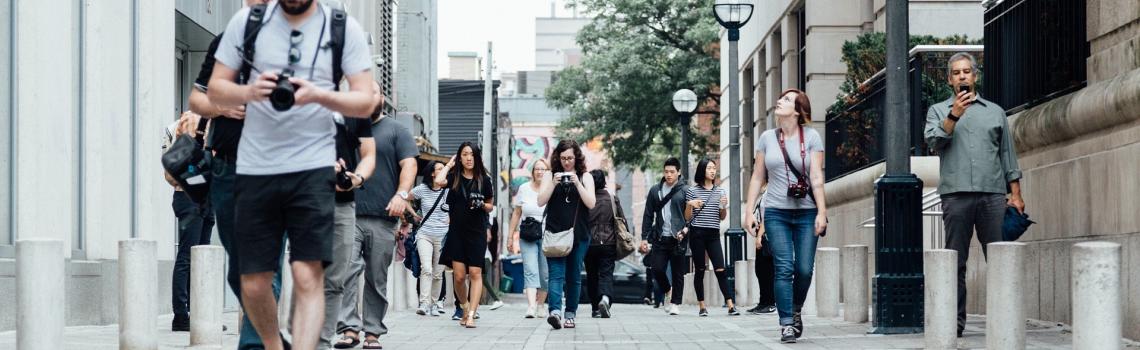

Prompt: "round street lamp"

[672,89,698,178]
[713,0,754,40]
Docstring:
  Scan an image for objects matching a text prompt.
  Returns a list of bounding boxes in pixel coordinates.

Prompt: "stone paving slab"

[1,299,1138,349]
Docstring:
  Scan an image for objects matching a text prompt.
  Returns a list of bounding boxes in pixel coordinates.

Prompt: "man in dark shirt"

[335,112,418,349]
[187,21,274,350]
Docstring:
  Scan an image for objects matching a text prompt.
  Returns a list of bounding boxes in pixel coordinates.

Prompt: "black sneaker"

[792,311,804,338]
[171,315,190,332]
[698,308,709,317]
[728,307,741,316]
[547,312,563,330]
[591,310,601,318]
[746,305,764,314]
[451,308,463,321]
[780,325,797,343]
[760,305,776,314]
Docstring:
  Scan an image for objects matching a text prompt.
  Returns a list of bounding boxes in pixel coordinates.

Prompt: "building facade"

[0,0,393,331]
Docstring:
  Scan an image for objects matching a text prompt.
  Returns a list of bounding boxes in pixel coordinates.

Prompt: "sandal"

[334,332,360,349]
[563,318,576,329]
[362,338,383,350]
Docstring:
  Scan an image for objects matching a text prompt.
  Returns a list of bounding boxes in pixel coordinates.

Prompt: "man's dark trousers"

[941,192,1005,332]
[172,191,215,320]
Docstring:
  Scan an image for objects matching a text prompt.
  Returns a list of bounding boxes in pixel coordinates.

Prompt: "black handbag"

[519,217,543,242]
[161,119,212,204]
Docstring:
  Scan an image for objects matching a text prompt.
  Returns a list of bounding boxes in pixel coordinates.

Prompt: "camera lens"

[270,69,296,111]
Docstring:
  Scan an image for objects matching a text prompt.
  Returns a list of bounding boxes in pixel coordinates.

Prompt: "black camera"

[558,173,574,185]
[787,182,810,199]
[336,169,354,189]
[270,69,298,111]
[467,192,486,210]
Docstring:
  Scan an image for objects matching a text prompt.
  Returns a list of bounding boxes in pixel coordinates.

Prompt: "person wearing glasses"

[508,159,551,319]
[207,0,378,348]
[537,140,597,330]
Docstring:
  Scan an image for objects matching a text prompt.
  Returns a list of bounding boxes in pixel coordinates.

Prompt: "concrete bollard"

[190,246,225,347]
[734,260,750,306]
[986,242,1026,350]
[747,259,761,305]
[842,245,868,323]
[119,239,158,350]
[1072,242,1123,350]
[682,273,696,305]
[815,247,840,318]
[924,249,957,350]
[16,239,65,350]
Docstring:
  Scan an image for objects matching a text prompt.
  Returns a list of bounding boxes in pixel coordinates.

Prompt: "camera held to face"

[787,182,810,199]
[270,69,298,111]
[467,192,486,210]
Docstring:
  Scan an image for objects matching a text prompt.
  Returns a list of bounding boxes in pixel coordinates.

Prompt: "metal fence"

[983,0,1088,115]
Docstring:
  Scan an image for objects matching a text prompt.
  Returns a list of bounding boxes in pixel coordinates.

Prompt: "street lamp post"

[672,89,698,177]
[713,0,753,300]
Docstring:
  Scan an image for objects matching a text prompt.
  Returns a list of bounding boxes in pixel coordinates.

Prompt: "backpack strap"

[239,3,269,84]
[327,0,348,90]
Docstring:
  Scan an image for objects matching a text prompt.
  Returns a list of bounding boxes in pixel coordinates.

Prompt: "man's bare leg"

[241,271,283,350]
[290,260,326,350]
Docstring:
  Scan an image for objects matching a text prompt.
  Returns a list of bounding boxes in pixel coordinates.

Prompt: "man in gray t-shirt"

[206,1,377,349]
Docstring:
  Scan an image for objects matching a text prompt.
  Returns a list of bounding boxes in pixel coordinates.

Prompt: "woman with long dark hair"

[537,140,596,330]
[409,160,449,316]
[585,169,626,318]
[435,142,495,328]
[683,158,739,317]
[743,89,828,343]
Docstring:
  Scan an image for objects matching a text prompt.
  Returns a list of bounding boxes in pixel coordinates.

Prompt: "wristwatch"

[397,191,409,200]
[947,112,961,122]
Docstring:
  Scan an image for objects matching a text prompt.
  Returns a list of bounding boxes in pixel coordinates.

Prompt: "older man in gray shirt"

[924,52,1025,338]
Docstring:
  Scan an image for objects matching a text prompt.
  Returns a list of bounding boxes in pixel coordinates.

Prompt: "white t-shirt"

[513,182,546,220]
[214,3,372,175]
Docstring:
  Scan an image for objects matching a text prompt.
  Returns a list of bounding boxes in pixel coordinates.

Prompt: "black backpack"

[239,2,348,87]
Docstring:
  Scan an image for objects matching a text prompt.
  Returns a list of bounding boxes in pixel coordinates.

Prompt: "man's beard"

[280,0,315,15]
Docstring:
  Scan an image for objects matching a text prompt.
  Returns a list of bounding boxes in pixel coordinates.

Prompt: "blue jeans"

[172,191,215,319]
[546,237,589,319]
[211,158,281,350]
[520,238,549,290]
[764,208,819,326]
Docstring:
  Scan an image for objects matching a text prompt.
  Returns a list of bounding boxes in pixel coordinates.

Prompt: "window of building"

[796,8,806,91]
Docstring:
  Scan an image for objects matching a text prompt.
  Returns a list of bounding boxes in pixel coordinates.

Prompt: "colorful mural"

[507,127,608,195]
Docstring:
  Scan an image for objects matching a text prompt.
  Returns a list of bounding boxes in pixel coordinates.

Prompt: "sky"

[436,0,580,79]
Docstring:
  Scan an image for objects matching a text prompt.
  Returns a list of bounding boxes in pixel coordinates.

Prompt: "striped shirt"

[685,185,726,230]
[412,184,450,238]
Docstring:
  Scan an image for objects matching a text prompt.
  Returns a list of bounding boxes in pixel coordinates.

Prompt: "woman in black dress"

[435,142,494,328]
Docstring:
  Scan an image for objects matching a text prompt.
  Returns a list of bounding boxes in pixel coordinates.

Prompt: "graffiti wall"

[508,126,608,195]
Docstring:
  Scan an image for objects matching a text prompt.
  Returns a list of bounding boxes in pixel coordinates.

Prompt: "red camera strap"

[777,126,808,186]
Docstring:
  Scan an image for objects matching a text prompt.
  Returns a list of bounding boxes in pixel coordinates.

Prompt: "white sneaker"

[429,303,441,317]
[668,304,680,315]
[416,303,428,315]
[490,300,505,310]
[525,305,536,318]
[537,307,548,318]
[434,300,446,314]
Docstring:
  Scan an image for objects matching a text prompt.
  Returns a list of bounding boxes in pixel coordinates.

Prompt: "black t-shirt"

[334,116,374,203]
[195,33,243,159]
[544,173,591,241]
[445,174,494,236]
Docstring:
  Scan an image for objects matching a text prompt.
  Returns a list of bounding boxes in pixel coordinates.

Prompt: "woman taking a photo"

[508,159,551,319]
[683,158,739,317]
[743,89,828,344]
[537,140,596,330]
[435,142,495,328]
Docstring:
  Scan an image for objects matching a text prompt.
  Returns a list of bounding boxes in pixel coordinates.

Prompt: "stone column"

[1072,242,1122,350]
[119,239,157,350]
[924,249,957,350]
[682,273,696,305]
[842,245,868,323]
[734,260,750,307]
[747,259,761,305]
[16,239,65,350]
[986,242,1026,350]
[815,247,841,318]
[190,246,225,347]
[406,267,419,309]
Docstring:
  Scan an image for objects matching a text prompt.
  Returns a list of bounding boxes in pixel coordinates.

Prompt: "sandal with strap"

[333,333,360,349]
[362,338,383,350]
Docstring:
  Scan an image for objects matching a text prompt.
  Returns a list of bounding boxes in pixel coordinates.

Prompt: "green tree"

[545,0,720,170]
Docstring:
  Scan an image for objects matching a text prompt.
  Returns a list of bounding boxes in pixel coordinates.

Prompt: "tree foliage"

[545,0,720,170]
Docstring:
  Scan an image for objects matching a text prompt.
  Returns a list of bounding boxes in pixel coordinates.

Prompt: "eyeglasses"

[534,168,549,172]
[559,156,576,162]
[288,30,303,65]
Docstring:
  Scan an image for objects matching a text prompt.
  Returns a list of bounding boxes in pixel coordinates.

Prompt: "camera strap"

[778,126,816,204]
[684,185,719,229]
[413,188,446,235]
[238,2,347,86]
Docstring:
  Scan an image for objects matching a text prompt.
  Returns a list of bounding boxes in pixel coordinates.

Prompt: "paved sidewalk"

[1,298,1135,349]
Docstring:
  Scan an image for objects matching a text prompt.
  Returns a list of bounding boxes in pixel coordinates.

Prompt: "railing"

[825,46,983,181]
[983,0,1088,115]
[859,190,946,250]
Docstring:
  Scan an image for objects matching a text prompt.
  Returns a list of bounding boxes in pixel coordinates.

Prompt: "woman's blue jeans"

[763,208,819,326]
[546,237,590,319]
